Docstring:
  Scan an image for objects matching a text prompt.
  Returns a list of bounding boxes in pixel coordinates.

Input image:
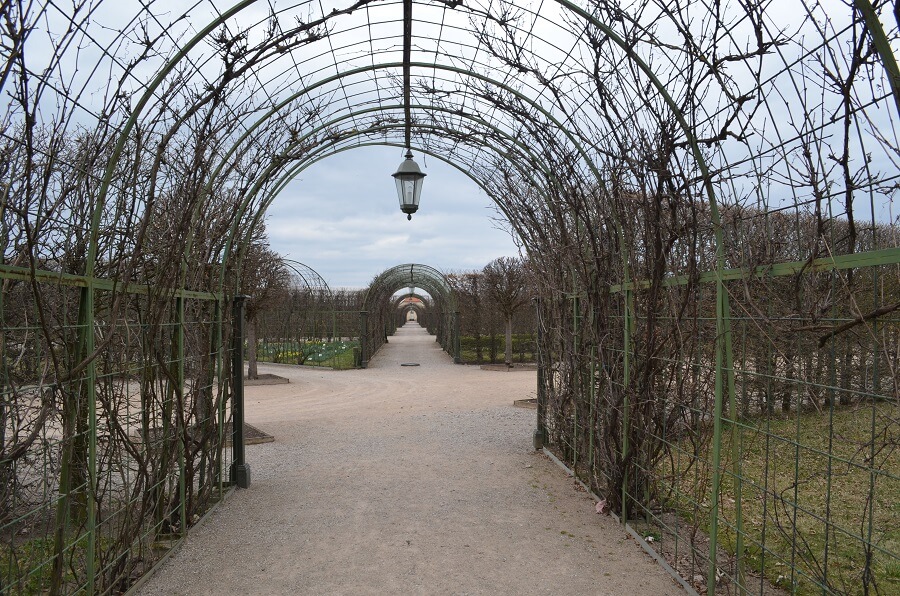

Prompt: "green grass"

[0,534,98,594]
[660,402,899,594]
[458,333,536,364]
[1,537,58,593]
[257,339,359,370]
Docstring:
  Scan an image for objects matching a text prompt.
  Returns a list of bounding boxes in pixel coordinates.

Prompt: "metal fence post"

[175,296,188,531]
[622,285,632,524]
[572,280,580,472]
[214,300,225,497]
[230,295,251,488]
[708,277,737,594]
[85,286,97,593]
[533,297,545,450]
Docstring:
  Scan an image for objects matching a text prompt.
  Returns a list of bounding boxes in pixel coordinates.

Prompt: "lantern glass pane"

[412,179,423,205]
[395,178,405,206]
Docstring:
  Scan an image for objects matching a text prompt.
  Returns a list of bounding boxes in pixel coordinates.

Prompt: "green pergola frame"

[1,1,898,593]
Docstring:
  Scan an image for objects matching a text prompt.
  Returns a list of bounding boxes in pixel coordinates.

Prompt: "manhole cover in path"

[400,363,420,367]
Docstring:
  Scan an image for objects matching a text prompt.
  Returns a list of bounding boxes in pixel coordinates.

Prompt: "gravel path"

[136,324,682,595]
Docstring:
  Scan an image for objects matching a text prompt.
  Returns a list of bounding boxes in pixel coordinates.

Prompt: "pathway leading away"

[137,324,682,595]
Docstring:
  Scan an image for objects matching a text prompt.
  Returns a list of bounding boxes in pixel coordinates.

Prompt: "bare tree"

[482,257,530,367]
[240,229,290,380]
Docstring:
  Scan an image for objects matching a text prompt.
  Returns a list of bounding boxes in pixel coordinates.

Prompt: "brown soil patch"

[223,422,274,446]
[480,363,538,371]
[244,373,290,386]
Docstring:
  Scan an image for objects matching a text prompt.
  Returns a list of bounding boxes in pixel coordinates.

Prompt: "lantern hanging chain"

[403,0,413,150]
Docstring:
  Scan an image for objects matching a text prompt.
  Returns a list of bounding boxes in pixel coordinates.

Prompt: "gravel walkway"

[136,324,682,595]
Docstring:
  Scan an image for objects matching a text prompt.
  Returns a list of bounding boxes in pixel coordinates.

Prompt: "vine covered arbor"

[251,260,354,369]
[361,263,459,366]
[1,0,898,593]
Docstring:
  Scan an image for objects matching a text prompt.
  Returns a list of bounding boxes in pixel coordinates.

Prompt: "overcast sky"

[264,145,521,288]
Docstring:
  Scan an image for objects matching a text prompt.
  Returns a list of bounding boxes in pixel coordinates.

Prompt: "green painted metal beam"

[854,0,900,119]
[609,247,900,293]
[0,263,222,301]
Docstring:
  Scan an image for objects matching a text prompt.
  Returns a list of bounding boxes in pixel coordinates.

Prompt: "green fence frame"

[0,268,238,593]
[538,244,900,595]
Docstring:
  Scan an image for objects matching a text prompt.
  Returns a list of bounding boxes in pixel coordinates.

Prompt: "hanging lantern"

[392,149,426,220]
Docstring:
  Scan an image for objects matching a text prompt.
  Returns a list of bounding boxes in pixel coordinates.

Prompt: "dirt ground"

[136,324,683,595]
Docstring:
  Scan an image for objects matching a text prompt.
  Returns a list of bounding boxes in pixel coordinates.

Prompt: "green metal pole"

[51,285,97,594]
[214,300,225,497]
[572,278,580,473]
[533,298,545,450]
[230,296,251,488]
[622,286,632,524]
[853,0,900,119]
[175,296,187,531]
[708,283,728,596]
[590,343,596,475]
[360,311,368,368]
[723,289,744,593]
[85,286,97,594]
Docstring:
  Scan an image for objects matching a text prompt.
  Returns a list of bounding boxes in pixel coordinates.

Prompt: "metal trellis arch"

[1,1,898,594]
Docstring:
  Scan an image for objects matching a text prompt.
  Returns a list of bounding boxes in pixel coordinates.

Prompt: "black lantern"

[392,149,426,220]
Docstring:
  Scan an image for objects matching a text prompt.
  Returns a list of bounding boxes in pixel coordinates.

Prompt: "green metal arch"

[363,263,456,314]
[83,2,741,372]
[90,0,900,291]
[202,59,606,290]
[393,292,428,311]
[224,111,554,290]
[224,126,529,293]
[89,2,703,285]
[359,263,459,366]
[395,297,428,327]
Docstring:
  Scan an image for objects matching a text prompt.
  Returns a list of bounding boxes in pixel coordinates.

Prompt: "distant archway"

[361,264,459,366]
[394,293,427,326]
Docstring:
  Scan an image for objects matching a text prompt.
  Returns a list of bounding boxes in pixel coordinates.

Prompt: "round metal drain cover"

[400,362,420,367]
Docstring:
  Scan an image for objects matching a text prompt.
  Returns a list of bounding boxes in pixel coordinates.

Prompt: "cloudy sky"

[264,145,521,288]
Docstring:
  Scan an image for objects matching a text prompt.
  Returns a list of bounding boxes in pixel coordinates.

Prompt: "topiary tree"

[482,256,530,366]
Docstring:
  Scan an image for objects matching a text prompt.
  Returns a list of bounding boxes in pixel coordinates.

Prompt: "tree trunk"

[839,344,853,406]
[489,330,497,363]
[474,331,483,363]
[247,318,258,380]
[505,316,513,366]
[782,352,794,412]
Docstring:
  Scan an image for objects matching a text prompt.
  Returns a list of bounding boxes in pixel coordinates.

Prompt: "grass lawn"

[660,401,898,594]
[257,340,359,370]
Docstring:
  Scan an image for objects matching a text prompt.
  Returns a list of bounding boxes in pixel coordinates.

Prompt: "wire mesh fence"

[536,213,898,595]
[0,277,237,593]
[256,308,364,369]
